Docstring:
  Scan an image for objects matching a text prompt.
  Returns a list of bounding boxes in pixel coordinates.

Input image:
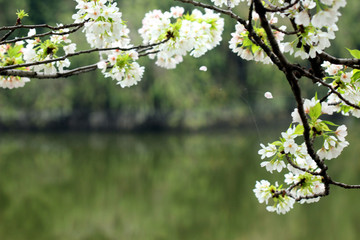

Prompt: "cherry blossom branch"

[253,0,331,196]
[175,0,360,213]
[254,0,290,69]
[0,37,170,72]
[294,65,360,110]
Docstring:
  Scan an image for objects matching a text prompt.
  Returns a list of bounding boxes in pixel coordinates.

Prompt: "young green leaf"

[346,48,360,59]
[294,124,304,135]
[309,102,322,120]
[352,69,360,81]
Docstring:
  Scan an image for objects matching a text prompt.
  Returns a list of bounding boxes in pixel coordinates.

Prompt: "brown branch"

[0,19,18,41]
[330,180,360,189]
[270,24,299,35]
[254,0,290,68]
[174,0,247,25]
[0,28,16,41]
[262,0,300,13]
[0,63,99,79]
[247,0,255,31]
[294,192,327,201]
[285,154,322,175]
[0,21,86,45]
[139,50,160,57]
[319,52,360,69]
[0,21,85,32]
[319,85,340,103]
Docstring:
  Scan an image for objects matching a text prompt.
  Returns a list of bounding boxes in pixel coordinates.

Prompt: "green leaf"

[294,124,304,135]
[309,102,322,120]
[251,44,260,53]
[242,38,253,47]
[346,48,360,59]
[16,9,29,19]
[352,69,360,81]
[272,141,283,146]
[322,120,338,127]
[341,105,351,113]
[318,122,331,132]
[6,44,22,58]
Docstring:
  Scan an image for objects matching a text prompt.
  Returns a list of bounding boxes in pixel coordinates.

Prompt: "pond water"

[1,126,360,240]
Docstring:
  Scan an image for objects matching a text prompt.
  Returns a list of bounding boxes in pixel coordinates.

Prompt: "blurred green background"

[0,126,360,240]
[0,0,359,130]
[1,2,360,240]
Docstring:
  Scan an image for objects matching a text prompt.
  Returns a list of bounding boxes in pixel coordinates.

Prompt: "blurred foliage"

[0,128,360,239]
[1,127,360,239]
[0,0,359,130]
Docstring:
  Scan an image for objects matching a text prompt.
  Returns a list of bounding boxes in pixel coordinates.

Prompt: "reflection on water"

[1,128,360,240]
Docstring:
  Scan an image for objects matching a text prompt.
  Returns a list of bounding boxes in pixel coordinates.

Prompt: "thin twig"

[330,180,360,189]
[285,154,322,176]
[271,24,299,35]
[262,0,300,13]
[294,65,360,110]
[175,0,247,25]
[294,192,327,201]
[319,85,339,103]
[0,38,170,72]
[0,21,85,32]
[0,21,86,45]
[0,63,99,79]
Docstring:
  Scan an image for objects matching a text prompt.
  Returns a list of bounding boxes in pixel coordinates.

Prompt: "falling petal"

[199,66,207,71]
[264,91,273,99]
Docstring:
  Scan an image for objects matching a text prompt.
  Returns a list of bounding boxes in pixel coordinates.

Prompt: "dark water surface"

[1,127,360,240]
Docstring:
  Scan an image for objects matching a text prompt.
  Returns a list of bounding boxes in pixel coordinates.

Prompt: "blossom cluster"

[320,59,360,118]
[0,25,77,89]
[254,180,296,214]
[73,0,130,49]
[73,0,144,87]
[229,0,347,62]
[97,50,144,88]
[0,75,30,89]
[139,7,224,69]
[0,43,30,89]
[22,28,75,74]
[229,16,283,64]
[255,96,350,213]
[208,0,360,214]
[282,0,346,59]
[210,0,247,8]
